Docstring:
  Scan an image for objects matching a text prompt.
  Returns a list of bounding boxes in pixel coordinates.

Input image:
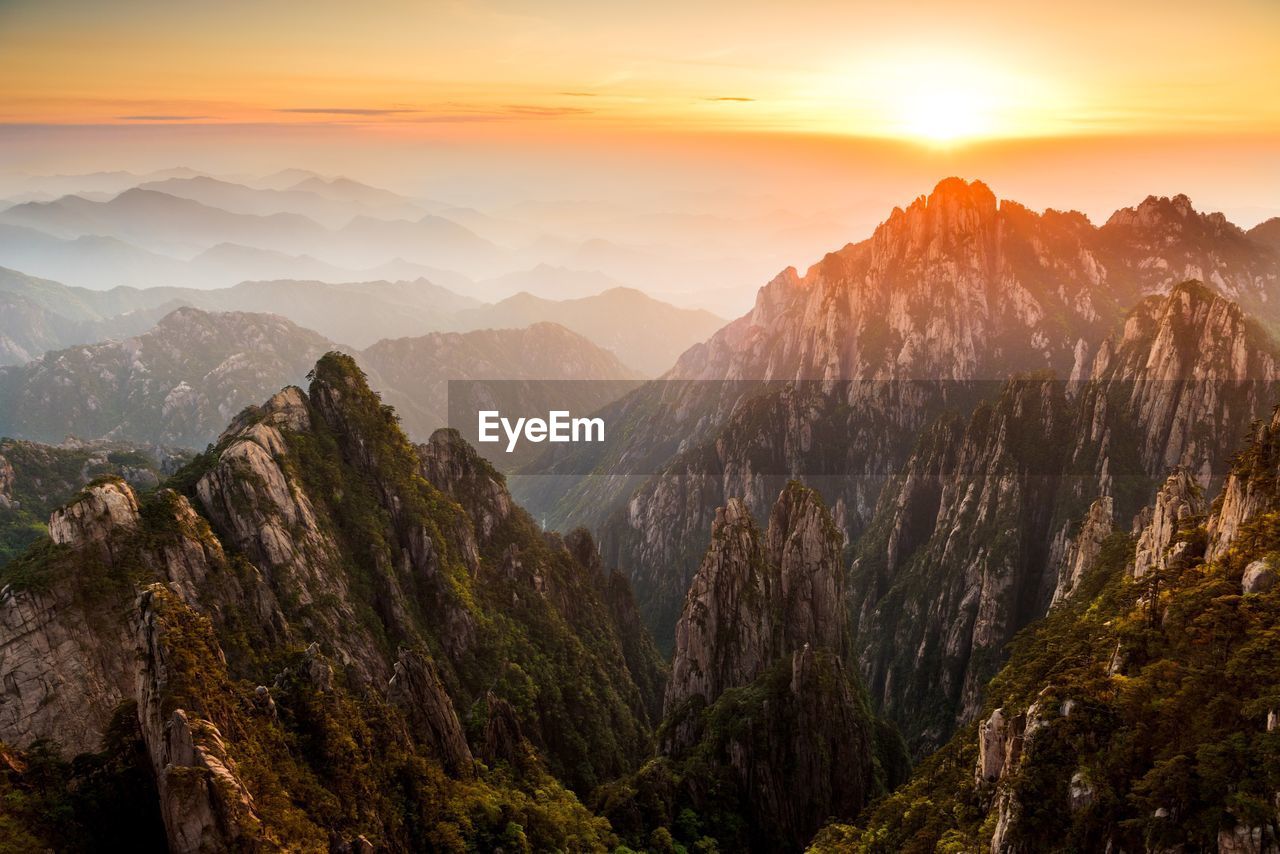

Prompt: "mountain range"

[4,176,1280,851]
[0,307,646,449]
[0,265,721,373]
[517,180,1280,646]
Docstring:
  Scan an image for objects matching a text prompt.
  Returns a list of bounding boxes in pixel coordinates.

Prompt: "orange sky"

[3,0,1279,142]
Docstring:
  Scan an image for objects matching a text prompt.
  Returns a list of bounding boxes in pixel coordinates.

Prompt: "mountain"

[0,167,203,200]
[285,174,417,211]
[1249,216,1280,253]
[330,213,506,277]
[518,178,1280,653]
[360,322,643,447]
[0,222,464,291]
[0,354,664,850]
[0,267,481,357]
[473,263,626,302]
[136,175,425,226]
[0,224,193,290]
[0,188,503,279]
[0,306,645,451]
[0,267,178,366]
[456,287,725,376]
[847,280,1280,754]
[599,484,908,852]
[825,401,1280,852]
[148,277,482,348]
[0,437,189,566]
[0,308,331,447]
[0,291,75,366]
[0,189,326,257]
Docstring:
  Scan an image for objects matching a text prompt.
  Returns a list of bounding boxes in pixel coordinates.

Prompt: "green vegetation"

[0,704,167,852]
[0,439,182,569]
[836,496,1280,851]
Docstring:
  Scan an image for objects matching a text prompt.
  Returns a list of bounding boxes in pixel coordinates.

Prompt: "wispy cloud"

[117,114,212,121]
[558,91,598,97]
[277,107,419,116]
[501,105,593,116]
[401,103,596,123]
[705,97,755,102]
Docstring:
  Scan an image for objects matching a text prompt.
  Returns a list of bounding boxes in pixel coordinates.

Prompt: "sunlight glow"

[897,84,991,143]
[830,53,1046,144]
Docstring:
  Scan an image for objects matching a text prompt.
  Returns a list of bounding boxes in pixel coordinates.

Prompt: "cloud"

[557,91,598,97]
[117,114,212,121]
[277,107,419,115]
[705,97,755,102]
[501,105,594,116]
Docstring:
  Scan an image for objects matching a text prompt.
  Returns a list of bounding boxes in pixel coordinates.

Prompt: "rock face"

[846,282,1277,754]
[1051,496,1113,604]
[849,378,1073,752]
[482,691,527,768]
[846,375,1280,852]
[1132,470,1205,579]
[1072,280,1278,492]
[1242,559,1276,595]
[664,499,772,715]
[387,647,473,777]
[1208,407,1280,560]
[531,181,1280,655]
[48,478,141,557]
[0,453,13,508]
[659,483,887,851]
[418,427,512,550]
[0,584,135,757]
[665,483,845,716]
[134,585,263,852]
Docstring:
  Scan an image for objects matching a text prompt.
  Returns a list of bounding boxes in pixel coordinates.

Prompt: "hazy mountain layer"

[455,286,725,376]
[0,308,647,450]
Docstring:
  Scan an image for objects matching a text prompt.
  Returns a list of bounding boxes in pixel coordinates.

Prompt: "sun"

[898,85,990,144]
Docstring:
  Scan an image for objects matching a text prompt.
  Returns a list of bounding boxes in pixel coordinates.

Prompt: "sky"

[0,0,1278,224]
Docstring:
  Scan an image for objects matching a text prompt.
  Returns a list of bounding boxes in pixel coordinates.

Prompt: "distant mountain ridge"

[456,286,725,375]
[0,307,646,449]
[0,266,722,375]
[0,186,507,277]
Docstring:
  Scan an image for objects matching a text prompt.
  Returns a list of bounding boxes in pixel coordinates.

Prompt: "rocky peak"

[665,484,847,715]
[878,177,999,251]
[1132,470,1205,579]
[133,584,263,852]
[765,481,847,654]
[1075,281,1279,493]
[418,427,513,545]
[218,386,311,443]
[386,647,473,778]
[0,453,13,509]
[1207,405,1280,560]
[48,477,141,559]
[665,498,769,714]
[1104,193,1243,240]
[1051,495,1114,605]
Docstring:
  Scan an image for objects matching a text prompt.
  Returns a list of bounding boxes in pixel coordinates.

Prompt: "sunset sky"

[5,0,1279,138]
[1,0,1277,225]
